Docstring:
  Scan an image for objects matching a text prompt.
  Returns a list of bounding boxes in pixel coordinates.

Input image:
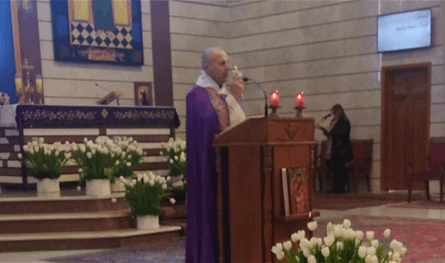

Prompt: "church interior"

[0,0,445,262]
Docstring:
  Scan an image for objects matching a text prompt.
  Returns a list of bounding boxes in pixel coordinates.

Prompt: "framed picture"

[134,82,152,106]
[50,0,144,66]
[281,167,311,216]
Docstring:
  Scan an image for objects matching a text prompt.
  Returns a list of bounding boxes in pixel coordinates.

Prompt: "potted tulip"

[72,137,120,196]
[119,172,174,229]
[20,138,71,197]
[110,137,144,192]
[161,137,186,203]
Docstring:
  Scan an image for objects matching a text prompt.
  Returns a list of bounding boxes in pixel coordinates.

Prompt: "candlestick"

[269,90,280,106]
[295,91,305,107]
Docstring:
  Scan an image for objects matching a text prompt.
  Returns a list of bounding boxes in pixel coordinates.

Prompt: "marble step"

[0,211,134,234]
[0,193,130,214]
[0,226,182,252]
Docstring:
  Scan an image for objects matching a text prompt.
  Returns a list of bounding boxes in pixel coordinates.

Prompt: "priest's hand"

[230,76,245,101]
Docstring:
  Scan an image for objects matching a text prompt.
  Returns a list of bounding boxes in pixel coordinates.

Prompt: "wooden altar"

[0,104,180,187]
[215,116,320,263]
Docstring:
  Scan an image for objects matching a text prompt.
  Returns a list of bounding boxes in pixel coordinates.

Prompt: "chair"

[348,139,374,193]
[407,137,445,203]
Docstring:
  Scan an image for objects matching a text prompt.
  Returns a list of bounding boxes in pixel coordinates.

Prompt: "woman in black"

[318,104,352,194]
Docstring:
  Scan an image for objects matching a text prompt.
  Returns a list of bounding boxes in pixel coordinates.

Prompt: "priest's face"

[205,50,230,86]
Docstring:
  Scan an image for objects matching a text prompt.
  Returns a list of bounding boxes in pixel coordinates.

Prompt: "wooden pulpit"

[214,116,320,263]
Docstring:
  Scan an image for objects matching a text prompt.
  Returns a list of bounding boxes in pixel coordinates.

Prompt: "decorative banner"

[12,0,44,105]
[0,0,17,104]
[50,0,144,66]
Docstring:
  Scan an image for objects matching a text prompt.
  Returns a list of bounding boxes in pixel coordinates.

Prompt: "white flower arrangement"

[272,219,407,263]
[72,137,122,184]
[20,138,71,179]
[119,172,174,216]
[109,136,144,181]
[161,137,186,190]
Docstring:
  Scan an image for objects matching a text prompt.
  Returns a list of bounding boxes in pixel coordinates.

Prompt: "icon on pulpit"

[281,167,310,216]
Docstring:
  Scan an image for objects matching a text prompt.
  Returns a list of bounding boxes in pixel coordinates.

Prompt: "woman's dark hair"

[332,104,346,118]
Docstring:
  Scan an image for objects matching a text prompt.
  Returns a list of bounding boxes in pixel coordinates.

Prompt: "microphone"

[243,77,268,117]
[321,113,332,120]
[95,83,120,105]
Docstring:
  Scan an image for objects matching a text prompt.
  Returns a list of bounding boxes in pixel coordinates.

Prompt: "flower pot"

[86,179,111,196]
[137,215,160,230]
[36,178,60,198]
[111,180,126,192]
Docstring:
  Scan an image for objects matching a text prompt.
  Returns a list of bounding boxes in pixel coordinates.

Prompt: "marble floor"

[0,198,444,263]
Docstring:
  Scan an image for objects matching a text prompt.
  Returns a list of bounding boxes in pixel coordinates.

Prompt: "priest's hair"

[201,47,224,69]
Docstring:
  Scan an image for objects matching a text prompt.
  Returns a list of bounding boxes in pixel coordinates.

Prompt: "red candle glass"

[269,90,280,106]
[295,92,305,107]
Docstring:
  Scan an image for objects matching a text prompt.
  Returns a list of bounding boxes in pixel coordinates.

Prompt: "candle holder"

[294,105,305,118]
[269,104,281,117]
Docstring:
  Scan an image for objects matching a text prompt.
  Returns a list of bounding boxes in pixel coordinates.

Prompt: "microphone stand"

[244,77,268,117]
[95,83,120,105]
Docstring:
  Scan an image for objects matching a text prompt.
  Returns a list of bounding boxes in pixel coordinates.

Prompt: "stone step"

[0,226,182,252]
[0,193,130,214]
[0,211,134,234]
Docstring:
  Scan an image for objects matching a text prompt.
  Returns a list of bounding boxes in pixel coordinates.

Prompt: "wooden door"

[381,63,431,191]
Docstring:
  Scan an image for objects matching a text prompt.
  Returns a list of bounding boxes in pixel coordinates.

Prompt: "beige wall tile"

[142,14,152,32]
[143,48,153,66]
[430,123,445,137]
[142,32,152,49]
[38,21,53,41]
[37,2,51,21]
[348,108,381,127]
[40,41,54,60]
[173,84,194,101]
[171,34,229,52]
[431,85,445,103]
[170,1,229,21]
[382,46,443,66]
[170,17,228,37]
[350,126,381,143]
[41,60,152,82]
[232,36,377,69]
[172,67,201,84]
[141,0,151,14]
[172,51,201,68]
[43,79,134,99]
[174,100,186,118]
[431,104,445,122]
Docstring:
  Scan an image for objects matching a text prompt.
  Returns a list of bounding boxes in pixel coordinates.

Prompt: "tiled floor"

[1,202,444,262]
[0,187,443,262]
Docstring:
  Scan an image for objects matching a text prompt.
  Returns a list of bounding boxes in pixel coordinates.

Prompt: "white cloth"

[195,70,246,127]
[0,104,18,127]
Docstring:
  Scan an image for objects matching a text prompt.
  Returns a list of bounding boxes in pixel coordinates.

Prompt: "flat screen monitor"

[377,8,432,53]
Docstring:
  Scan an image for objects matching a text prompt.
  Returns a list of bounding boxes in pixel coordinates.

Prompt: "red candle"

[269,90,280,106]
[295,92,305,107]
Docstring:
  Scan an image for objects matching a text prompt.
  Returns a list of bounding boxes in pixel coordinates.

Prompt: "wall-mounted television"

[377,8,432,53]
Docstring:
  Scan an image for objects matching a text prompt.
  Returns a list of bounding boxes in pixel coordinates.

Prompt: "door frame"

[380,62,431,192]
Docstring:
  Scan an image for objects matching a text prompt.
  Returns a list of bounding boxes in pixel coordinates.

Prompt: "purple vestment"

[185,85,228,263]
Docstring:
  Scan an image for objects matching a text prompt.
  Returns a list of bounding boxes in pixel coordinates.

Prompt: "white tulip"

[358,246,367,258]
[336,241,343,250]
[389,239,398,250]
[77,186,81,191]
[343,219,351,229]
[371,239,379,248]
[366,246,376,256]
[170,198,176,205]
[370,255,378,263]
[111,198,117,203]
[334,225,343,238]
[321,246,330,258]
[174,155,179,161]
[78,168,83,173]
[34,146,39,152]
[283,241,292,251]
[91,149,96,154]
[87,152,92,159]
[365,255,372,263]
[384,228,391,238]
[307,255,316,263]
[324,234,335,247]
[29,149,34,154]
[295,256,300,262]
[32,141,38,146]
[326,222,333,234]
[64,153,72,159]
[17,153,22,159]
[400,247,407,256]
[271,243,283,254]
[143,176,149,183]
[299,238,309,250]
[307,221,317,231]
[162,184,167,189]
[169,159,174,164]
[166,176,171,182]
[392,252,400,262]
[355,230,364,241]
[276,251,285,261]
[115,160,120,166]
[366,231,374,241]
[126,162,131,167]
[137,173,143,182]
[302,248,310,258]
[131,179,137,185]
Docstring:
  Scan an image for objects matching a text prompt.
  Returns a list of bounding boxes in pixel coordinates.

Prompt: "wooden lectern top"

[215,116,315,146]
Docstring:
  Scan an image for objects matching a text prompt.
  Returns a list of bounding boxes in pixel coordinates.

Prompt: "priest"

[185,47,246,263]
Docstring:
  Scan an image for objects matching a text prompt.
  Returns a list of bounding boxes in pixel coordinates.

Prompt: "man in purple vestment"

[185,47,246,263]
